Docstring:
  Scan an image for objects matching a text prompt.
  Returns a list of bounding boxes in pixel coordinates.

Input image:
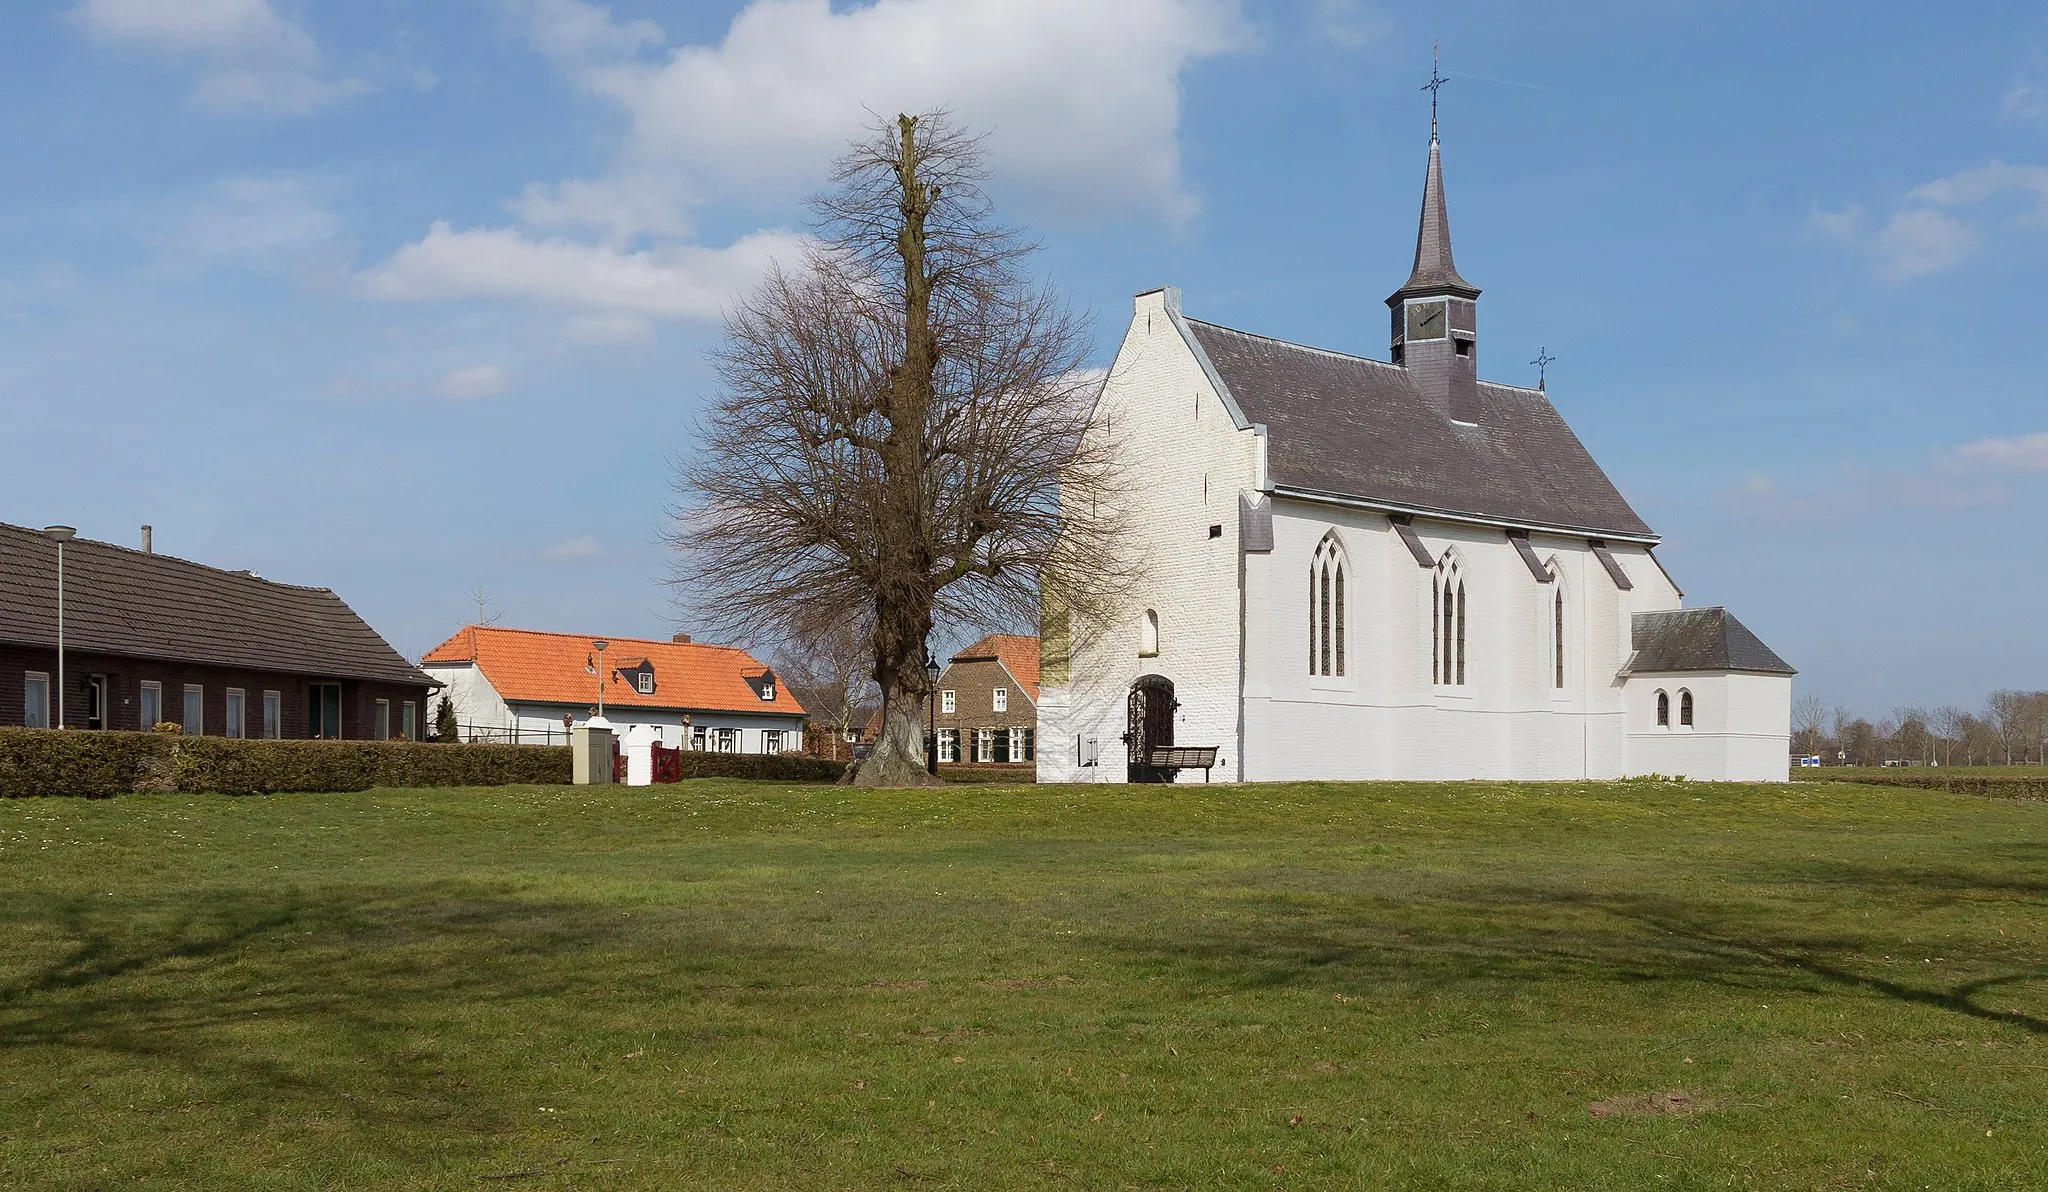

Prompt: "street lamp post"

[42,527,76,730]
[591,639,609,720]
[924,643,941,776]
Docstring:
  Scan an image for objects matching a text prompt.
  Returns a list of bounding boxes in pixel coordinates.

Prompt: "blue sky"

[1,0,2044,718]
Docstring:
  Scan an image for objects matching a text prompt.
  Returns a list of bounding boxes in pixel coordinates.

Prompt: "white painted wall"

[1625,671,1791,782]
[422,663,804,754]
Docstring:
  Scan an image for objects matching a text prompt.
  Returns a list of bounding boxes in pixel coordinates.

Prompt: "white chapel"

[1036,124,1794,784]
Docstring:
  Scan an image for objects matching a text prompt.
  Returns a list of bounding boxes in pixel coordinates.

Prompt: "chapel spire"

[1386,51,1482,424]
[1390,123,1478,303]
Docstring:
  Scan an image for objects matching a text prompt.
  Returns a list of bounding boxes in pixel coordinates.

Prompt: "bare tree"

[1891,707,1930,766]
[1928,705,1964,766]
[1985,690,2033,766]
[668,111,1127,786]
[776,621,878,762]
[1792,694,1827,757]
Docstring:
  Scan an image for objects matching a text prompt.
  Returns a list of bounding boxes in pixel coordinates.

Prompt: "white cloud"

[360,222,804,320]
[72,0,364,114]
[543,534,603,560]
[161,177,342,262]
[2007,79,2048,125]
[1725,430,2048,519]
[436,363,511,399]
[1312,0,1390,49]
[362,0,1244,329]
[1818,160,2048,280]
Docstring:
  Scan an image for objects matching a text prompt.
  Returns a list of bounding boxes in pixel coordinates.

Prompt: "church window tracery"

[1434,551,1466,686]
[1679,689,1694,727]
[1656,690,1670,727]
[1310,533,1347,677]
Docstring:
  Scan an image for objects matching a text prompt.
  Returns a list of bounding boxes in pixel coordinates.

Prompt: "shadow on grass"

[0,885,806,1139]
[1107,873,2048,1036]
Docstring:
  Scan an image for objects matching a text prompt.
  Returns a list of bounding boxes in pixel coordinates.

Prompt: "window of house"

[938,728,958,763]
[402,702,418,742]
[993,687,1008,713]
[975,727,995,763]
[1656,690,1670,727]
[23,672,50,729]
[1434,552,1466,686]
[1140,608,1160,657]
[637,672,654,694]
[1310,533,1347,677]
[992,729,1011,764]
[941,689,955,714]
[1679,690,1694,728]
[1010,726,1033,762]
[374,699,391,741]
[715,728,738,753]
[183,685,204,736]
[140,681,162,730]
[262,691,281,739]
[226,689,246,739]
[691,726,708,751]
[760,679,774,701]
[762,730,783,755]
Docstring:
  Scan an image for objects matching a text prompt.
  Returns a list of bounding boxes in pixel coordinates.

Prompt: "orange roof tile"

[422,626,805,717]
[952,633,1040,702]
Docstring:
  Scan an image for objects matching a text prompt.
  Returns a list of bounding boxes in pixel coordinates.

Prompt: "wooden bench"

[1148,746,1221,782]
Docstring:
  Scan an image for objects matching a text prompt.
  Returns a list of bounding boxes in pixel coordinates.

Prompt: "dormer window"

[636,672,654,695]
[761,680,775,701]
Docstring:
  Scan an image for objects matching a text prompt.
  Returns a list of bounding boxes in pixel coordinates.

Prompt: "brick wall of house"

[932,658,1036,763]
[0,644,432,739]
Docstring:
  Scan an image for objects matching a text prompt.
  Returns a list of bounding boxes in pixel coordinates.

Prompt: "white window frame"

[1009,726,1030,763]
[690,726,708,751]
[23,671,50,729]
[182,684,204,736]
[993,687,1008,713]
[715,727,739,753]
[761,679,774,701]
[762,730,783,755]
[937,728,958,763]
[637,672,654,694]
[262,690,281,739]
[140,681,163,731]
[940,689,955,714]
[374,699,391,741]
[225,688,247,739]
[974,727,995,763]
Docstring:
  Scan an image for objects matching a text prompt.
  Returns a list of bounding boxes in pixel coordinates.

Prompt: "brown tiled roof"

[951,633,1040,702]
[1183,320,1656,540]
[1624,608,1795,675]
[422,626,805,716]
[0,522,431,685]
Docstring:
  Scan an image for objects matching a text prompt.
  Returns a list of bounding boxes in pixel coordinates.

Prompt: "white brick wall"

[1038,288,1789,784]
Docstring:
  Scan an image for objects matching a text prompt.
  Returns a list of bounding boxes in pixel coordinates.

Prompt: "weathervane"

[1531,346,1556,390]
[1422,42,1447,141]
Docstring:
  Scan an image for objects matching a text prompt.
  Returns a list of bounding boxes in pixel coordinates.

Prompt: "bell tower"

[1388,58,1481,423]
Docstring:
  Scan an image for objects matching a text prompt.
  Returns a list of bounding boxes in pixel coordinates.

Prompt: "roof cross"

[1422,43,1448,141]
[1531,346,1556,390]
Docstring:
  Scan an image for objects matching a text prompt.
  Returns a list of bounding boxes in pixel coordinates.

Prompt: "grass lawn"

[2,778,2043,1190]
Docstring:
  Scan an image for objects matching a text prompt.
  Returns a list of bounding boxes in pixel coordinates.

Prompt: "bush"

[671,752,847,783]
[1791,769,2048,801]
[0,727,570,797]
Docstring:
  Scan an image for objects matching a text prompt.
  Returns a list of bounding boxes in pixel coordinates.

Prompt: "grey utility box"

[572,719,615,785]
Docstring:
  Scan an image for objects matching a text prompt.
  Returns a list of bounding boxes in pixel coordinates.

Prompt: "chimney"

[672,633,692,644]
[141,524,153,554]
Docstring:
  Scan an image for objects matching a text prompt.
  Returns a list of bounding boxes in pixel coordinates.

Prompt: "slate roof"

[951,633,1041,702]
[421,626,805,717]
[0,522,432,685]
[1182,319,1656,540]
[1624,607,1795,675]
[1389,136,1479,302]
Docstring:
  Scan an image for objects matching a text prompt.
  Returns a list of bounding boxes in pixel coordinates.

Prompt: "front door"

[1124,675,1177,783]
[86,676,108,730]
[310,683,342,739]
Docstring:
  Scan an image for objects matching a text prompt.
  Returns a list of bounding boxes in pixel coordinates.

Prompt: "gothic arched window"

[1547,559,1567,691]
[1309,533,1347,677]
[1140,609,1160,657]
[1434,551,1466,686]
[1679,689,1695,727]
[1656,690,1671,727]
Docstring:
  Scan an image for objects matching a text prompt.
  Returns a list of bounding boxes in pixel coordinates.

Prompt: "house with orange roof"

[421,626,806,754]
[870,633,1036,767]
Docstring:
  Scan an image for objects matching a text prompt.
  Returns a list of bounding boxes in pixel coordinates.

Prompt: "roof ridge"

[458,624,750,652]
[0,522,337,594]
[1182,319,1407,370]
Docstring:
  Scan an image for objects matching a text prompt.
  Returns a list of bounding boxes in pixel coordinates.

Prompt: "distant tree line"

[1793,691,2048,766]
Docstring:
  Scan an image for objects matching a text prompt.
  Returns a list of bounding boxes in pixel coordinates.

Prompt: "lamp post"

[591,639,609,720]
[42,526,76,730]
[924,642,941,776]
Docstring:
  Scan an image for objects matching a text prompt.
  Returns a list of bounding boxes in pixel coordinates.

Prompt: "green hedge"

[671,752,847,783]
[1791,770,2048,800]
[0,728,569,797]
[938,763,1036,784]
